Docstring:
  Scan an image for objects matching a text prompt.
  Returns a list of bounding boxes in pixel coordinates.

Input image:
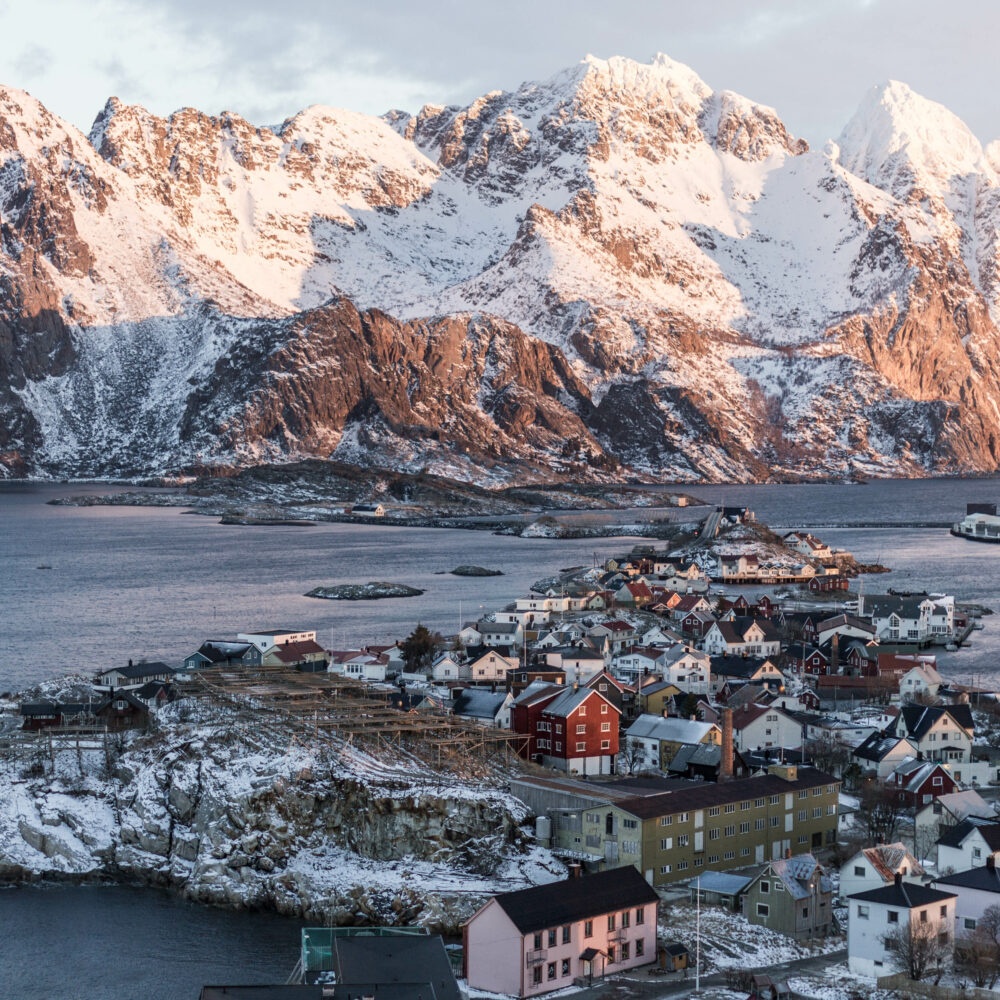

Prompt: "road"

[566,948,848,1000]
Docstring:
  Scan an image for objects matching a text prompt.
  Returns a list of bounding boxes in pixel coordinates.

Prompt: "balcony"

[526,949,547,967]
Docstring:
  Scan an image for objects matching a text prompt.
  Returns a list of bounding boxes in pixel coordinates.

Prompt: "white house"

[898,664,944,701]
[659,644,711,695]
[702,618,781,658]
[937,821,1000,874]
[624,714,721,769]
[468,650,519,683]
[730,703,802,753]
[839,843,925,900]
[894,704,975,766]
[237,629,317,654]
[934,860,1000,936]
[464,867,659,997]
[852,733,919,780]
[847,877,956,977]
[431,653,465,683]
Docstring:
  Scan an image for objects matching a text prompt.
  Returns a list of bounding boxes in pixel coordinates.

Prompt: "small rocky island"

[449,565,504,577]
[306,582,425,601]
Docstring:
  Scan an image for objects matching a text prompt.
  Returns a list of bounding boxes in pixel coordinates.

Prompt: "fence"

[877,972,996,1000]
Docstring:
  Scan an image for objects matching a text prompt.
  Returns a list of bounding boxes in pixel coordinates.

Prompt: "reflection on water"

[0,884,301,1000]
[2,477,1000,691]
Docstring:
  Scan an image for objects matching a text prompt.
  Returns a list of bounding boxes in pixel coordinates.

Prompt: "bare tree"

[883,917,952,982]
[857,781,907,844]
[617,738,648,775]
[804,738,850,777]
[956,904,1000,988]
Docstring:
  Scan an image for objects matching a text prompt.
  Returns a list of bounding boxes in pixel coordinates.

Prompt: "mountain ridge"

[3,53,1000,483]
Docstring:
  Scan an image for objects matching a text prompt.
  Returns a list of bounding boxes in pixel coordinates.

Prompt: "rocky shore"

[0,694,560,931]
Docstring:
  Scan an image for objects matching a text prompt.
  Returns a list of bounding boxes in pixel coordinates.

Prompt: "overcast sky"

[0,0,996,147]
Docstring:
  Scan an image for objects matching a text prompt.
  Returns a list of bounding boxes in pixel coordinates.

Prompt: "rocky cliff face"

[0,705,556,929]
[4,55,1000,482]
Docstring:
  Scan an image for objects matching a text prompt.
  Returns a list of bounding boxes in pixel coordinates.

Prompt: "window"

[802,908,809,918]
[695,858,704,867]
[857,905,869,919]
[607,947,615,964]
[679,812,689,822]
[601,740,610,750]
[799,790,808,800]
[555,742,562,752]
[660,865,671,874]
[584,920,593,938]
[547,963,556,981]
[888,911,899,924]
[760,880,770,894]
[562,925,571,944]
[755,819,765,830]
[533,967,542,986]
[709,807,720,817]
[576,742,586,752]
[709,854,720,863]
[770,816,780,827]
[709,829,720,840]
[636,906,645,924]
[661,816,673,826]
[920,910,929,923]
[941,905,949,918]
[621,910,630,928]
[813,807,822,819]
[578,707,585,717]
[678,835,689,847]
[576,724,586,734]
[601,722,611,732]
[775,881,784,892]
[741,801,751,811]
[724,850,735,860]
[755,798,765,808]
[798,810,807,821]
[534,933,543,949]
[741,847,750,857]
[548,929,557,947]
[601,704,609,714]
[608,914,616,931]
[740,822,750,834]
[769,795,780,805]
[621,943,630,961]
[725,825,735,837]
[757,903,769,917]
[965,918,978,930]
[725,803,735,814]
[561,959,570,977]
[623,819,638,830]
[677,860,689,870]
[636,939,645,958]
[660,838,672,851]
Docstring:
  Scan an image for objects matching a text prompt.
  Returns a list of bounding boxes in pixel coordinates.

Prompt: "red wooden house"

[529,686,621,776]
[887,758,958,807]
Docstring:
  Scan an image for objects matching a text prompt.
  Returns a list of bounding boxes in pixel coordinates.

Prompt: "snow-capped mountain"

[3,54,1000,482]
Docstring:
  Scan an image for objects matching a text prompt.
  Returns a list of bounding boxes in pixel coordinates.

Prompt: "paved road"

[568,948,848,1000]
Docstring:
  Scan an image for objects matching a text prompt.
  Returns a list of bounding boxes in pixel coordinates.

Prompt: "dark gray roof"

[613,769,837,820]
[934,865,1000,893]
[849,882,956,906]
[492,867,658,934]
[935,819,1000,849]
[898,704,975,740]
[329,935,461,1000]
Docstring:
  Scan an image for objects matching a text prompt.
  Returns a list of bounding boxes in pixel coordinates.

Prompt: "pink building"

[463,867,658,997]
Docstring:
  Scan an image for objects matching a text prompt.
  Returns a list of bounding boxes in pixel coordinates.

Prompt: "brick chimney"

[720,708,734,782]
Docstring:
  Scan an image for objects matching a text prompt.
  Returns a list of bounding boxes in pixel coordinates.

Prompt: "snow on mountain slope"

[4,54,1000,482]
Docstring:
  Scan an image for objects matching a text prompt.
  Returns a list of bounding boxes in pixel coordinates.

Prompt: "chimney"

[567,862,582,879]
[895,872,903,886]
[988,856,996,872]
[720,708,734,782]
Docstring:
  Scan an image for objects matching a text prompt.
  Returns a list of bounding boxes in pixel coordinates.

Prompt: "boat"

[951,505,1000,543]
[945,642,959,652]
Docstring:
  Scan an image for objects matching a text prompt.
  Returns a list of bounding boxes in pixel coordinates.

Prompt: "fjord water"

[2,477,1000,692]
[0,885,301,999]
[1,476,1000,998]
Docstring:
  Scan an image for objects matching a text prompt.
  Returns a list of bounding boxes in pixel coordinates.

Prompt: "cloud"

[0,0,996,146]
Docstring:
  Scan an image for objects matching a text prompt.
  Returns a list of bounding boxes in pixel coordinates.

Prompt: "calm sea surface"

[3,475,1000,998]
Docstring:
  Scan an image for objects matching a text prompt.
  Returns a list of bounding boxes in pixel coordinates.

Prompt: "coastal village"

[4,504,1000,1000]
